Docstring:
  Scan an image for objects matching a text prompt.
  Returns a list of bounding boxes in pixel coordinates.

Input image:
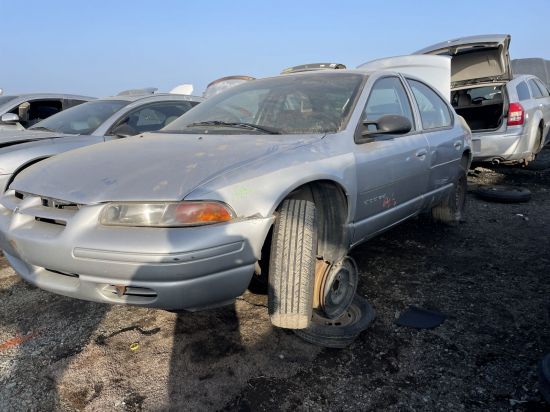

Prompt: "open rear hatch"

[415,34,512,88]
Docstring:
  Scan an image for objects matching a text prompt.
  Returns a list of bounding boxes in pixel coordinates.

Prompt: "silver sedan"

[0,93,94,130]
[0,93,204,191]
[0,69,471,330]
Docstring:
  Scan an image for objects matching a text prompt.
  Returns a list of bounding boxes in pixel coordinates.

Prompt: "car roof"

[4,93,95,100]
[98,93,205,103]
[268,69,370,79]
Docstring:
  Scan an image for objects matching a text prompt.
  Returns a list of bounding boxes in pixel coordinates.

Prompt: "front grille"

[2,191,82,227]
[40,197,80,211]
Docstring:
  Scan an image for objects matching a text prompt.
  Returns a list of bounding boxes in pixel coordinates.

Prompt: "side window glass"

[528,79,543,99]
[363,77,414,128]
[115,102,194,135]
[407,79,451,130]
[11,100,63,128]
[516,82,531,101]
[535,79,550,97]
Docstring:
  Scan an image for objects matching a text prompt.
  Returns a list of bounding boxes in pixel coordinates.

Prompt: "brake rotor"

[314,257,358,319]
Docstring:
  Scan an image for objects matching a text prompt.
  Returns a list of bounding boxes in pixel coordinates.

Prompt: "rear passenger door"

[353,76,430,243]
[405,78,460,194]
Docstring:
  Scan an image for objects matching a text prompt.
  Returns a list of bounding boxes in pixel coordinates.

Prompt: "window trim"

[354,75,417,144]
[405,77,454,133]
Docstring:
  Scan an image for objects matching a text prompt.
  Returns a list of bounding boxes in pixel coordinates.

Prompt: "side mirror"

[1,113,20,124]
[362,115,412,137]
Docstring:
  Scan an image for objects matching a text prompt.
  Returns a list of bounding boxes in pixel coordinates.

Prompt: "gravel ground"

[1,149,550,411]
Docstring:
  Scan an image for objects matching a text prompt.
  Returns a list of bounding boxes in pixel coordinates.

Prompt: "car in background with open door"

[416,34,550,165]
[0,93,94,131]
[0,91,203,192]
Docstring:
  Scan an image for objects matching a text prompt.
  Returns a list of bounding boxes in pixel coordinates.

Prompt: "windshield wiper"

[186,121,281,134]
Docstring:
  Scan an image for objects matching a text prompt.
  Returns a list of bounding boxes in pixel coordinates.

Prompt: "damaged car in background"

[0,62,471,347]
[416,34,550,165]
[0,93,94,131]
[0,91,203,192]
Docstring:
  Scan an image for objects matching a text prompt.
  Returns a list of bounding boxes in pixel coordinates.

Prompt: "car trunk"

[451,84,507,132]
[417,35,512,133]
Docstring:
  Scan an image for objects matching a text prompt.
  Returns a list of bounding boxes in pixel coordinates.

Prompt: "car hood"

[415,34,512,87]
[12,132,323,204]
[0,129,67,147]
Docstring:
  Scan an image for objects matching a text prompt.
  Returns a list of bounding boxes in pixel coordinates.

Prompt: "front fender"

[184,144,357,221]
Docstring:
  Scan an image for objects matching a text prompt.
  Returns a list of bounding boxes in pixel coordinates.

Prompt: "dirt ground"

[1,149,550,411]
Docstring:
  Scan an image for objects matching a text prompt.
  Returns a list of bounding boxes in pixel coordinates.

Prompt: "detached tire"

[268,199,317,329]
[432,168,467,225]
[294,294,375,348]
[474,185,531,203]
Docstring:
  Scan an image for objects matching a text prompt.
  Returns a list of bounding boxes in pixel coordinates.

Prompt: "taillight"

[507,102,524,126]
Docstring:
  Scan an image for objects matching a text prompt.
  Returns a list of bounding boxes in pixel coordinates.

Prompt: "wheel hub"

[313,257,358,319]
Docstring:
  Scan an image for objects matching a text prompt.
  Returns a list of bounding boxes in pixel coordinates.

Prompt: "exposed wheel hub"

[314,257,358,319]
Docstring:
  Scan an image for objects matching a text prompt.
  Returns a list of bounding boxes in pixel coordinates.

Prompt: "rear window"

[516,82,531,101]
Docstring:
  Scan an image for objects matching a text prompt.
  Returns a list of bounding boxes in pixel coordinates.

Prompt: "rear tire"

[431,168,467,226]
[268,199,317,329]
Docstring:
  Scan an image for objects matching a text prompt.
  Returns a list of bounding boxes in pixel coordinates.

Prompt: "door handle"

[416,149,427,159]
[454,141,462,150]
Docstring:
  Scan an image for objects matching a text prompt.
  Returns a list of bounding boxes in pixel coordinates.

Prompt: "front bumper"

[472,126,530,162]
[0,191,273,310]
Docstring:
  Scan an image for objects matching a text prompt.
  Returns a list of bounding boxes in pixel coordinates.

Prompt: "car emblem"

[13,207,19,214]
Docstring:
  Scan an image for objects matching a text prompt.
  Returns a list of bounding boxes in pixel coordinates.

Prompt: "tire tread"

[269,199,316,329]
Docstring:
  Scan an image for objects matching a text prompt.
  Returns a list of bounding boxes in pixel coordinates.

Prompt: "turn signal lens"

[100,201,235,227]
[174,202,232,224]
[507,102,525,126]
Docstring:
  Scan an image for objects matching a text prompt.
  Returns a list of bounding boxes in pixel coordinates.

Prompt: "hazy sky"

[1,0,549,97]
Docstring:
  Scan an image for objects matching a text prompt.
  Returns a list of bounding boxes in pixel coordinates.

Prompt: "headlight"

[99,201,235,227]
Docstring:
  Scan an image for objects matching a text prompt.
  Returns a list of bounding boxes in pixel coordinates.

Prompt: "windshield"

[0,96,18,106]
[30,100,129,135]
[163,73,364,134]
